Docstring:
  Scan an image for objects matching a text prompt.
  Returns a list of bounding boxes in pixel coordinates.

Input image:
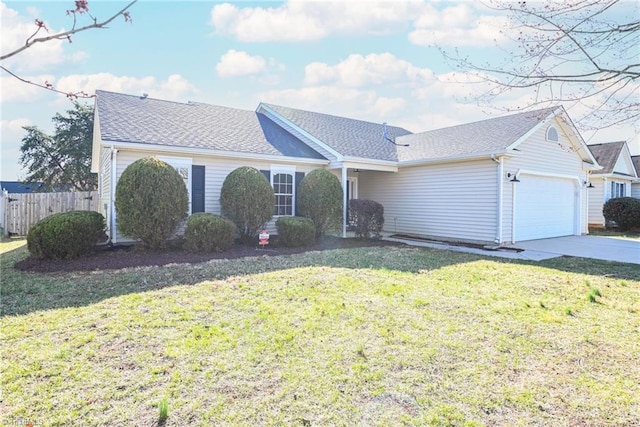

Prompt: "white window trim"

[157,156,193,214]
[610,181,627,199]
[270,164,296,217]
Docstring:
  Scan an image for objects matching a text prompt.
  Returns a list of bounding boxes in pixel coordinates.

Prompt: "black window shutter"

[261,170,270,183]
[294,171,305,216]
[192,165,205,213]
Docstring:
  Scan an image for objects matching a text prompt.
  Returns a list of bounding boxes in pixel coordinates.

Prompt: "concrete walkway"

[512,235,640,265]
[384,235,640,264]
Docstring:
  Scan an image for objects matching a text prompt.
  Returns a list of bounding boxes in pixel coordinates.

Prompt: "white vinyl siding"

[112,149,321,241]
[632,183,640,199]
[99,147,112,236]
[359,159,498,243]
[587,178,606,227]
[502,116,587,241]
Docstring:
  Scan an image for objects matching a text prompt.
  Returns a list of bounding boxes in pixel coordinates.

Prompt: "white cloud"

[260,86,406,122]
[0,73,56,102]
[0,2,88,72]
[1,117,31,133]
[305,53,434,88]
[216,50,267,77]
[1,118,32,180]
[409,3,508,47]
[210,1,425,42]
[54,73,198,101]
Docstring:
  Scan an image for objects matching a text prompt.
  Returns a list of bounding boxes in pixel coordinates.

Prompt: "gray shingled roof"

[262,103,413,162]
[394,107,558,162]
[632,156,640,176]
[96,90,325,159]
[587,141,625,174]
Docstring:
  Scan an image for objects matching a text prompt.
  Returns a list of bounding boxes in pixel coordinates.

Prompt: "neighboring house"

[1,181,44,193]
[632,156,640,199]
[92,90,600,245]
[586,141,638,227]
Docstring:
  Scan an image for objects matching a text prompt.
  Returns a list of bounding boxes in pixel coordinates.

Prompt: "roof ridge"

[262,102,410,131]
[97,90,256,114]
[408,107,558,136]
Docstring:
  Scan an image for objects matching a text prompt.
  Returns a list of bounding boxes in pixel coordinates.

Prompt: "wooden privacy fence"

[2,190,99,237]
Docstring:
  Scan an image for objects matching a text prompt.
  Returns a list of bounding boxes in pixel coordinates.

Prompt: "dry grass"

[1,239,639,426]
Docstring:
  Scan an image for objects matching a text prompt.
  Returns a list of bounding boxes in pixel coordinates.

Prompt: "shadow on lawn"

[3,240,638,317]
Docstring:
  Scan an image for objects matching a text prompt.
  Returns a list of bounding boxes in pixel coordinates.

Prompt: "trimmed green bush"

[297,169,343,236]
[220,166,274,243]
[349,199,384,240]
[27,210,106,259]
[184,213,236,252]
[603,197,640,231]
[115,157,189,250]
[276,216,316,247]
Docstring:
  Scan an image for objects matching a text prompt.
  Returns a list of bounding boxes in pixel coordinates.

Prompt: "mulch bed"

[15,237,404,273]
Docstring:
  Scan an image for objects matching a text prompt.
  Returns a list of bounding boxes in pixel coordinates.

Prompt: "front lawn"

[1,239,639,426]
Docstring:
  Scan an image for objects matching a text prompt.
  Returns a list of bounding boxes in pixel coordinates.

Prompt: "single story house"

[586,141,639,227]
[91,90,601,245]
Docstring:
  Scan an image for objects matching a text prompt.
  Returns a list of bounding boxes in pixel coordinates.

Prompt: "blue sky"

[1,0,638,181]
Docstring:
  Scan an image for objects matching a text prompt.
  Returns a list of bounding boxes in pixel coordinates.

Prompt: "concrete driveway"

[514,235,640,264]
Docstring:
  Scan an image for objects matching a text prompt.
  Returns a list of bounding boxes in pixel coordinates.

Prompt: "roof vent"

[140,93,148,99]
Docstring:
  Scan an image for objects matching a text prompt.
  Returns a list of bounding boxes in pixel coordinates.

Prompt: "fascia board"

[100,140,330,166]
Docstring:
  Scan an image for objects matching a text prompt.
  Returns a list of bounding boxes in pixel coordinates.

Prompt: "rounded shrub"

[297,169,343,236]
[184,213,236,252]
[349,199,384,240]
[115,157,188,249]
[603,197,640,231]
[220,166,274,243]
[27,210,106,259]
[276,216,316,247]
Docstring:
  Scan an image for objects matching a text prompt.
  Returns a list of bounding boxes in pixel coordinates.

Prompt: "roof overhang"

[399,151,511,168]
[326,156,398,172]
[101,140,330,166]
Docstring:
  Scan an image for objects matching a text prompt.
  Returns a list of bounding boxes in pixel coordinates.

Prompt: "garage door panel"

[515,175,576,241]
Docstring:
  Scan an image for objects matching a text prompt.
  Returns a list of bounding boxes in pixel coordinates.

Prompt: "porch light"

[507,172,520,183]
[584,181,594,188]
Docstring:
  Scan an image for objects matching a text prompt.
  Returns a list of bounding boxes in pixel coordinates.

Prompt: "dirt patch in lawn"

[15,236,404,273]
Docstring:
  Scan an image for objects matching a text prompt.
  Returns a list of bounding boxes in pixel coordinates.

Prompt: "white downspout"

[110,146,118,244]
[511,175,517,244]
[342,166,347,238]
[491,155,504,244]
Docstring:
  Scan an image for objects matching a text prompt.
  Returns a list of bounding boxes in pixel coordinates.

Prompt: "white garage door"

[515,175,576,241]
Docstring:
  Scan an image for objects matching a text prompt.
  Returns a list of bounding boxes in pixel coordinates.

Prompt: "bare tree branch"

[442,0,640,130]
[1,0,137,61]
[1,65,94,99]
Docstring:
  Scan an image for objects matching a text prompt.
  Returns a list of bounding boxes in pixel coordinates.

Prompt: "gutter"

[399,151,511,168]
[101,140,330,166]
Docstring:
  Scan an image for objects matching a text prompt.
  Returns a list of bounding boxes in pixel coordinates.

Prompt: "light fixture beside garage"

[507,172,520,183]
[584,180,594,188]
